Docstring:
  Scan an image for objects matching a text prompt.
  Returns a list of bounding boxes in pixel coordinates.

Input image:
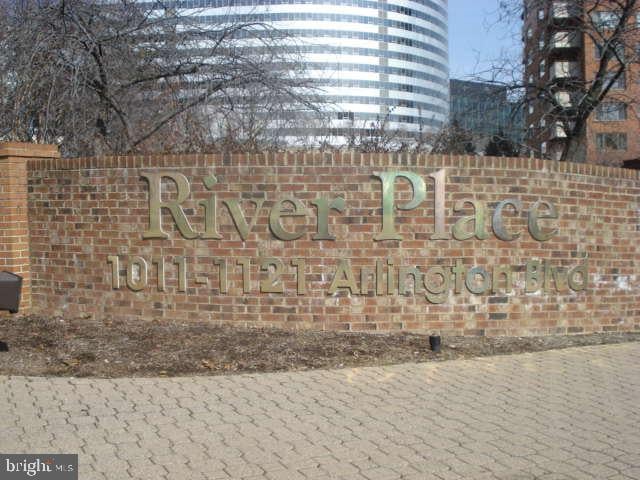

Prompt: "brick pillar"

[0,142,60,313]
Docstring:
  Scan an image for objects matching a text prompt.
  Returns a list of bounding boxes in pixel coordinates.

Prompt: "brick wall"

[0,143,60,314]
[22,151,640,335]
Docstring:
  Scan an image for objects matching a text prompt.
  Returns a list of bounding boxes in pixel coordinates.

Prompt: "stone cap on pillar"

[0,142,60,159]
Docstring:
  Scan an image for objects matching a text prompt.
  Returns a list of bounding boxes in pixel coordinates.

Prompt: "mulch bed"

[0,315,638,378]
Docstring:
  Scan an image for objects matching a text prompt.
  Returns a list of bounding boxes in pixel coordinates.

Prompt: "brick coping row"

[24,152,640,180]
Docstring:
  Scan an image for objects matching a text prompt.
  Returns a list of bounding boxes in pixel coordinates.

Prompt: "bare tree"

[478,0,639,163]
[201,83,331,152]
[426,120,477,155]
[0,0,320,156]
[341,110,412,153]
[484,130,521,156]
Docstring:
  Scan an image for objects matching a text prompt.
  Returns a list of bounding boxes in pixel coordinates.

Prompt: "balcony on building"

[549,121,571,140]
[550,61,581,80]
[551,1,581,20]
[550,31,581,50]
[547,30,581,62]
[554,91,572,107]
[552,90,581,113]
[549,1,581,32]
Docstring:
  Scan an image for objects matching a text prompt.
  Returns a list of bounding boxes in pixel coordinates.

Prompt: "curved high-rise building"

[182,0,449,143]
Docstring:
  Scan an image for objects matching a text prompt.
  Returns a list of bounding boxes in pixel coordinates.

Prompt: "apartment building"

[523,0,639,165]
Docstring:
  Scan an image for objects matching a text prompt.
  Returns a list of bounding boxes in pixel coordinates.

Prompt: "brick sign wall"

[0,143,60,313]
[6,146,638,335]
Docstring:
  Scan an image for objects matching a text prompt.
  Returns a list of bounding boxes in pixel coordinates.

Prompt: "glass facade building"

[450,79,525,147]
[178,0,449,142]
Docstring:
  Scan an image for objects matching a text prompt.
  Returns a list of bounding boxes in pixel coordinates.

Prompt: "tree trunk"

[560,123,587,163]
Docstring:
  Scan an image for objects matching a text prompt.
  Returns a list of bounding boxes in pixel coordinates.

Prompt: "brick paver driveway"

[2,343,639,480]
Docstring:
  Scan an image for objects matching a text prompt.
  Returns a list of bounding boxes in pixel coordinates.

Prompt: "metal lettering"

[525,259,542,292]
[153,257,166,292]
[424,266,450,303]
[376,259,386,295]
[291,258,307,295]
[428,169,449,240]
[214,258,227,293]
[372,171,426,241]
[360,267,373,295]
[465,266,490,294]
[127,256,148,291]
[200,173,222,239]
[311,197,345,240]
[452,199,488,241]
[452,259,466,294]
[269,197,307,241]
[399,266,422,295]
[528,200,558,241]
[547,263,568,292]
[199,197,222,240]
[223,199,264,241]
[107,255,120,289]
[237,257,251,293]
[492,199,522,241]
[568,258,588,291]
[260,258,285,293]
[328,259,359,295]
[386,258,396,295]
[174,256,187,292]
[141,172,198,240]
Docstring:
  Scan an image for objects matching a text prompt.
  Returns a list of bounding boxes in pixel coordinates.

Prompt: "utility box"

[0,272,23,314]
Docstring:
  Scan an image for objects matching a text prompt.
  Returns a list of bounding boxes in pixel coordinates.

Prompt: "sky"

[448,0,522,80]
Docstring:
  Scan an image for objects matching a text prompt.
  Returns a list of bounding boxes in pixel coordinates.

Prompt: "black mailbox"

[0,272,23,313]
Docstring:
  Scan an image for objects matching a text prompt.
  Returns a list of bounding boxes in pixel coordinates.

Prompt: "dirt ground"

[0,315,638,378]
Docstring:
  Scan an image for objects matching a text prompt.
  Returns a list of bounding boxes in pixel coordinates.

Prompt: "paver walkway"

[2,343,639,480]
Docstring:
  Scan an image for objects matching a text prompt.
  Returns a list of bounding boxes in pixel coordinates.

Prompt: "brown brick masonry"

[0,143,60,314]
[3,143,639,335]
